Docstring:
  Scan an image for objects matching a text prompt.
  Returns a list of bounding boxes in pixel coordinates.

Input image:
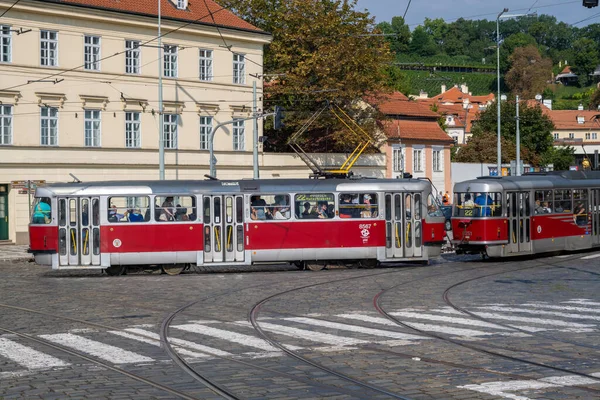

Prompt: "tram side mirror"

[403,173,413,179]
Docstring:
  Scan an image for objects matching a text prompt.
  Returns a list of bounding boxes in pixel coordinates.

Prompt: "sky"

[355,0,600,28]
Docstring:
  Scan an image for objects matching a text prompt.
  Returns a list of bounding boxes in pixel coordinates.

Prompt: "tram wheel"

[306,262,325,271]
[359,259,378,269]
[162,264,185,276]
[105,265,126,276]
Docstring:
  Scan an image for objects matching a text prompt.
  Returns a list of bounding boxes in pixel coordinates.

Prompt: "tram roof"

[454,170,600,192]
[34,177,433,197]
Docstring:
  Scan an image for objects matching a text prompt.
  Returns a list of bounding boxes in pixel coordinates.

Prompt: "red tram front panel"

[451,218,508,244]
[29,225,59,252]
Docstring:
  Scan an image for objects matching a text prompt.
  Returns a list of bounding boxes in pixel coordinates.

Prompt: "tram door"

[385,192,422,259]
[591,189,600,245]
[58,197,101,266]
[203,195,244,263]
[507,191,532,253]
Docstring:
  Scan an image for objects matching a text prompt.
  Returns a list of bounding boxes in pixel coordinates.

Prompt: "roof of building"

[369,91,440,119]
[547,109,600,130]
[429,86,494,104]
[40,0,265,33]
[380,119,454,143]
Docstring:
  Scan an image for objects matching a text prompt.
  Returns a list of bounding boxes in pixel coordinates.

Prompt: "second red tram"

[28,177,446,274]
[452,171,600,257]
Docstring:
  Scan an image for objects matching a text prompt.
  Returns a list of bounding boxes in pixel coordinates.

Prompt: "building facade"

[0,0,277,243]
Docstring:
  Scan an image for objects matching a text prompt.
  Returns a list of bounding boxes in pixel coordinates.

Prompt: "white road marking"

[337,313,521,338]
[580,253,600,259]
[520,303,600,314]
[469,311,596,329]
[124,328,234,358]
[564,299,600,306]
[388,311,516,331]
[39,333,153,364]
[235,321,369,346]
[474,306,600,321]
[428,308,548,332]
[109,330,210,359]
[283,317,429,340]
[171,323,294,352]
[0,338,70,369]
[458,372,600,400]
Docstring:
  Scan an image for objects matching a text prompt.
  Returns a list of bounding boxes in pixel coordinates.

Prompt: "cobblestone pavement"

[0,245,32,263]
[0,251,599,399]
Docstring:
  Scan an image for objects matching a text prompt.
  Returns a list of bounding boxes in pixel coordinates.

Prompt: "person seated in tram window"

[534,199,546,215]
[158,197,176,221]
[301,201,313,219]
[361,194,374,218]
[327,204,335,218]
[174,204,188,221]
[272,206,287,220]
[251,195,267,220]
[108,204,125,222]
[542,201,552,213]
[128,208,144,222]
[574,201,587,225]
[474,193,493,217]
[250,207,258,220]
[32,197,52,224]
[317,202,329,219]
[274,195,290,218]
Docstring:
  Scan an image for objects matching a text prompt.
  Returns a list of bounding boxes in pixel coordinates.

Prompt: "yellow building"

[0,0,276,243]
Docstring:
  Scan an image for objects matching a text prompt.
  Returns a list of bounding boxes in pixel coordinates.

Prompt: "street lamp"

[496,9,536,175]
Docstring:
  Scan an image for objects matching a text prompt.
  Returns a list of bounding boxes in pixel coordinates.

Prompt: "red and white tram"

[28,177,446,274]
[452,171,600,258]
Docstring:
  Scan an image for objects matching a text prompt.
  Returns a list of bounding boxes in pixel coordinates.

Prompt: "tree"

[219,0,394,152]
[541,146,576,171]
[500,33,538,72]
[409,26,437,56]
[505,45,553,99]
[470,100,555,166]
[454,132,518,163]
[423,18,448,47]
[377,16,411,54]
[589,88,600,111]
[572,38,599,86]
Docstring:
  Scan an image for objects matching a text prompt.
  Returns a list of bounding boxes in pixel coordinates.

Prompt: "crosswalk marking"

[123,328,234,358]
[171,323,295,352]
[109,330,210,359]
[283,317,429,340]
[513,303,600,314]
[39,333,153,364]
[564,299,600,306]
[0,338,69,369]
[429,308,547,332]
[469,311,596,329]
[388,311,515,331]
[474,306,600,321]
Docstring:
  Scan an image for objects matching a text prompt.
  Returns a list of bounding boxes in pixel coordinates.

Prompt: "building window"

[163,114,178,149]
[40,30,58,66]
[125,112,141,148]
[125,40,140,74]
[199,49,213,81]
[433,149,442,172]
[84,35,101,71]
[413,149,423,172]
[0,25,11,63]
[0,105,12,145]
[594,133,598,140]
[569,132,574,139]
[578,116,585,124]
[176,0,187,9]
[233,119,244,151]
[452,136,458,145]
[163,45,178,78]
[392,145,404,172]
[586,132,591,140]
[84,110,101,147]
[200,116,212,150]
[233,53,245,84]
[553,133,559,140]
[41,107,58,146]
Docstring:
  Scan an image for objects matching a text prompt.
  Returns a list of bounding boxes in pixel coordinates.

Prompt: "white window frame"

[125,111,141,148]
[233,53,245,84]
[176,0,187,9]
[84,109,101,147]
[40,107,58,146]
[84,35,101,71]
[200,116,212,150]
[553,133,559,140]
[433,148,443,172]
[593,133,598,140]
[0,105,12,145]
[413,148,423,172]
[199,49,213,81]
[163,45,178,78]
[125,40,141,74]
[0,25,11,63]
[163,113,178,149]
[569,132,575,139]
[586,132,591,140]
[233,119,245,151]
[392,144,404,173]
[40,30,58,67]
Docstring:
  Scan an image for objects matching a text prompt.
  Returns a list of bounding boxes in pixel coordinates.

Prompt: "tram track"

[374,254,600,395]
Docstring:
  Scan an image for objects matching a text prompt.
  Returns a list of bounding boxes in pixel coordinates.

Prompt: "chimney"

[418,90,428,98]
[460,83,468,93]
[543,99,552,110]
[578,103,584,111]
[441,84,446,93]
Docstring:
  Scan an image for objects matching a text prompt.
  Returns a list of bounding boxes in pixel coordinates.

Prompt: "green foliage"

[377,16,411,54]
[572,38,600,86]
[541,146,576,171]
[454,132,518,164]
[409,26,437,56]
[499,33,538,72]
[589,89,600,111]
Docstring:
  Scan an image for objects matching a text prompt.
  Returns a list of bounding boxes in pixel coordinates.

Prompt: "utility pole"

[496,8,508,175]
[253,80,259,178]
[158,0,165,180]
[516,95,520,176]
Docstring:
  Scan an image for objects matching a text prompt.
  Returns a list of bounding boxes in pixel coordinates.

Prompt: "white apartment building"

[0,0,274,243]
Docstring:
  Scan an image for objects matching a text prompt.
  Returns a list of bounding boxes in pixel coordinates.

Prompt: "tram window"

[294,193,334,220]
[534,190,553,214]
[203,197,210,223]
[251,194,291,220]
[426,194,443,217]
[553,190,572,213]
[92,198,100,226]
[81,199,90,226]
[414,194,421,220]
[573,189,588,226]
[109,196,150,223]
[69,199,77,226]
[339,193,378,219]
[405,194,412,219]
[154,196,196,222]
[385,194,392,221]
[236,197,243,223]
[31,197,52,225]
[58,199,66,226]
[454,193,500,217]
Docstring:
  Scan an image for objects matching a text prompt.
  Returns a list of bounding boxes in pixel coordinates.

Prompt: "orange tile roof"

[41,0,265,33]
[560,65,572,74]
[368,92,440,118]
[547,110,600,130]
[430,86,494,104]
[381,120,454,143]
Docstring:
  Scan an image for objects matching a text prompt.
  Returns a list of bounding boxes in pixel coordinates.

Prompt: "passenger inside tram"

[31,197,52,224]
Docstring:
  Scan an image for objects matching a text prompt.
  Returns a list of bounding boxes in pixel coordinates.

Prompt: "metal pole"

[252,80,259,179]
[496,14,502,175]
[209,116,258,178]
[27,180,31,219]
[158,0,165,180]
[516,94,520,176]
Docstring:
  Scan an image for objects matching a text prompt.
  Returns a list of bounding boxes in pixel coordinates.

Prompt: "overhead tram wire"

[571,11,600,26]
[0,0,22,19]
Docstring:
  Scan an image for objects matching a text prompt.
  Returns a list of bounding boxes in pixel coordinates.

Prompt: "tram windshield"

[426,193,444,217]
[454,192,502,217]
[31,197,52,224]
